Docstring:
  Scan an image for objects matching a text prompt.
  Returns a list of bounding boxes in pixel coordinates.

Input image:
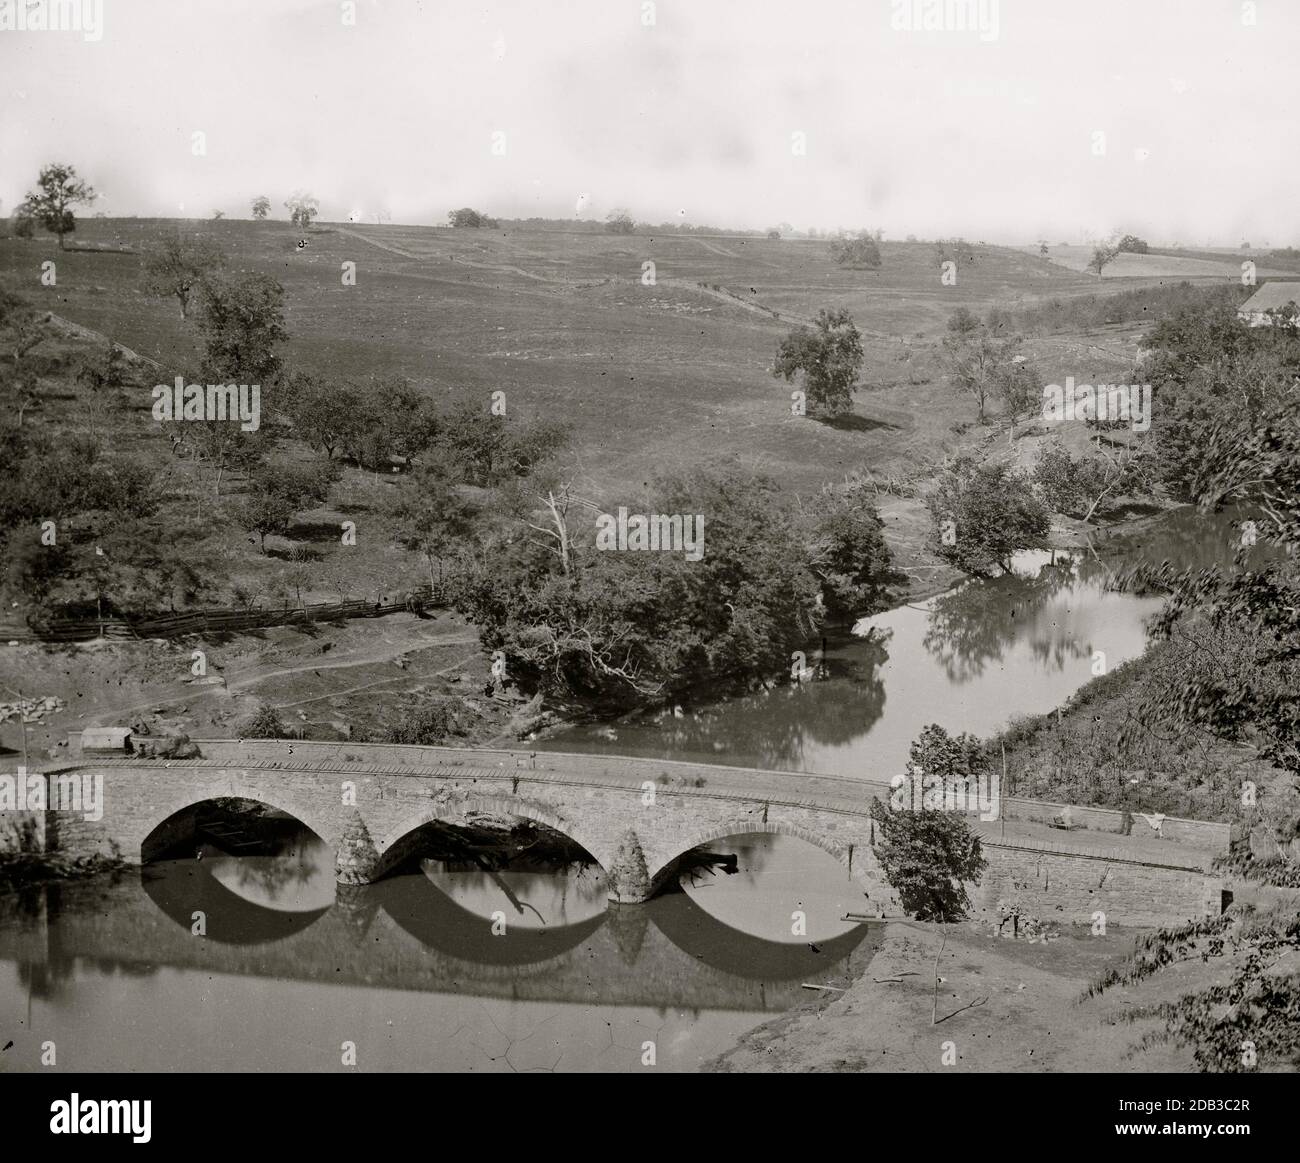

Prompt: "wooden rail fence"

[0,585,445,644]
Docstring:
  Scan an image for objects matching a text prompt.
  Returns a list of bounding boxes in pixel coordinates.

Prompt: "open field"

[1031,242,1296,280]
[1,219,1192,507]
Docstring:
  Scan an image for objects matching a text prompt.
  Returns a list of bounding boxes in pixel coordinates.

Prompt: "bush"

[383,698,460,744]
[241,703,286,739]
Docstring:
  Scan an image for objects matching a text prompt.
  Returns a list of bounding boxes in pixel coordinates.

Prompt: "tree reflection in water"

[617,633,890,769]
[923,554,1091,682]
[227,839,322,901]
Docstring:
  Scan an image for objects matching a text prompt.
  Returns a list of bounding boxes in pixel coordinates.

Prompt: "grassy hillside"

[0,219,1140,504]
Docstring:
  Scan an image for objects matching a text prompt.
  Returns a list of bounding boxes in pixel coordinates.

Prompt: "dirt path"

[222,630,479,695]
[272,650,482,709]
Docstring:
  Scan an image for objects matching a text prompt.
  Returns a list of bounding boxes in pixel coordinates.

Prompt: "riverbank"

[0,849,125,892]
[704,916,1198,1072]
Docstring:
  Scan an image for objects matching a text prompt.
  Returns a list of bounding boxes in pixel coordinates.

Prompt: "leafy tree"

[605,210,635,234]
[178,419,269,498]
[0,287,54,368]
[1117,234,1150,254]
[1141,299,1254,388]
[802,482,894,615]
[141,234,227,320]
[195,272,286,383]
[241,703,286,739]
[20,163,96,249]
[908,722,989,787]
[829,231,882,269]
[76,341,131,394]
[772,307,865,415]
[383,698,461,744]
[250,195,271,220]
[1034,437,1154,523]
[393,464,478,586]
[945,306,982,337]
[1124,417,1300,778]
[281,371,363,460]
[1088,244,1121,276]
[926,453,1051,575]
[454,468,826,704]
[233,491,296,554]
[433,399,567,486]
[230,462,332,553]
[940,325,1027,423]
[447,207,497,228]
[868,795,987,921]
[284,191,319,229]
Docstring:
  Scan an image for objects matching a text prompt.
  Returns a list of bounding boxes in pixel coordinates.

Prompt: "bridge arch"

[372,795,611,882]
[136,781,339,865]
[648,818,889,902]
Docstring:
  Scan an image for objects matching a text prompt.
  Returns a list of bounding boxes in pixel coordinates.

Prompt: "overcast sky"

[2,0,1298,242]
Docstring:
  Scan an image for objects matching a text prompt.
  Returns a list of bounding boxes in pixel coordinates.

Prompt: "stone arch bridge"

[36,739,901,909]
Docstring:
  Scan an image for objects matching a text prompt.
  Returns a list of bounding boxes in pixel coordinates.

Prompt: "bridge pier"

[606,829,653,903]
[336,810,381,885]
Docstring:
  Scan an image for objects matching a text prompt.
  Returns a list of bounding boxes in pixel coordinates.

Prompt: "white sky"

[1,0,1298,242]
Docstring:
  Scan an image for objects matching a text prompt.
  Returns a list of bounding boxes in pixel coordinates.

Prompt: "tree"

[393,465,478,586]
[946,306,983,338]
[1088,244,1121,276]
[940,326,1027,424]
[766,229,781,241]
[76,341,131,394]
[605,210,635,235]
[448,207,497,228]
[195,272,287,383]
[281,371,363,460]
[772,307,865,416]
[180,419,269,499]
[250,196,271,220]
[829,231,882,269]
[1117,234,1149,254]
[996,354,1042,439]
[453,468,826,705]
[926,453,1051,575]
[241,703,286,739]
[20,163,95,249]
[1034,438,1155,523]
[284,191,319,229]
[232,462,333,552]
[0,289,54,426]
[233,491,296,554]
[141,234,227,320]
[868,798,987,922]
[802,481,894,615]
[383,698,460,744]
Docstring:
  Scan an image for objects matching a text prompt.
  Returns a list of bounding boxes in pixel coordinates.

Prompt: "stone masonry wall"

[975,842,1222,927]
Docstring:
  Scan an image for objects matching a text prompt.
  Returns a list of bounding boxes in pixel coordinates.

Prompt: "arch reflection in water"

[674,832,873,944]
[141,797,334,945]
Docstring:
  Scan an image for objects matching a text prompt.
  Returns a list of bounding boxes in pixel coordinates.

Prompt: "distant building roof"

[1238,282,1300,313]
